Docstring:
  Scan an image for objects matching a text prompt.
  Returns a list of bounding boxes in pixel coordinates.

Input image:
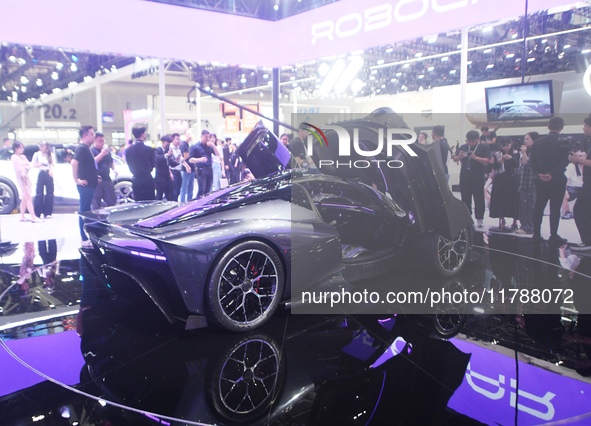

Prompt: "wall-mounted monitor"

[485,80,554,121]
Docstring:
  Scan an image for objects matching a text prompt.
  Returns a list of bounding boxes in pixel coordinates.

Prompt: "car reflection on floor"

[1,233,591,425]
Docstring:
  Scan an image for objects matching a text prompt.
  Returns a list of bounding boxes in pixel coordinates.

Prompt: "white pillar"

[20,104,26,130]
[460,27,469,138]
[95,83,103,133]
[39,104,45,139]
[159,58,166,137]
[196,82,202,132]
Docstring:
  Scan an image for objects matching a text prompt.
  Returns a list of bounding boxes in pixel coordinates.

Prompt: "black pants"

[34,170,54,217]
[155,179,175,201]
[171,169,182,201]
[533,176,566,237]
[460,175,485,220]
[196,167,213,199]
[132,177,155,201]
[574,188,591,244]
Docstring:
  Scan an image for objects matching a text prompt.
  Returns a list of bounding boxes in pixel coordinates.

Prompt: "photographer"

[453,130,491,228]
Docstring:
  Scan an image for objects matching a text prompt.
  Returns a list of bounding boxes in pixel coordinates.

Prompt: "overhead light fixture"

[403,63,410,68]
[427,66,434,71]
[483,48,492,54]
[486,64,494,69]
[21,86,26,92]
[506,53,515,58]
[56,62,63,70]
[240,77,246,84]
[512,33,519,39]
[20,76,29,84]
[263,73,269,79]
[52,88,61,93]
[563,44,571,49]
[415,52,423,58]
[395,72,402,76]
[17,58,26,65]
[527,57,536,62]
[350,78,364,93]
[385,47,393,53]
[482,26,494,33]
[441,57,449,62]
[334,56,364,95]
[273,4,278,11]
[377,59,385,65]
[582,49,591,54]
[8,56,16,63]
[71,55,78,62]
[70,63,77,71]
[221,82,228,88]
[450,70,457,74]
[319,58,346,95]
[36,78,43,86]
[51,72,58,80]
[84,76,92,82]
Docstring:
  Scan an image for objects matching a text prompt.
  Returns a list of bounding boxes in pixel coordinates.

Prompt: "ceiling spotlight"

[350,79,364,93]
[221,82,228,88]
[52,88,61,93]
[259,91,264,97]
[111,65,117,71]
[240,77,246,84]
[563,44,571,49]
[441,57,449,62]
[582,49,591,54]
[506,53,515,58]
[36,78,43,86]
[70,63,77,72]
[262,73,269,79]
[482,26,493,33]
[377,59,385,65]
[483,48,492,54]
[457,43,462,49]
[56,62,64,70]
[273,4,278,11]
[415,52,423,58]
[290,76,295,81]
[449,70,457,74]
[385,47,393,53]
[318,63,330,77]
[511,33,519,39]
[395,72,402,77]
[427,66,434,71]
[204,85,211,91]
[486,64,494,69]
[20,76,29,84]
[68,81,78,87]
[527,57,536,62]
[8,56,16,63]
[418,74,424,79]
[403,63,410,68]
[17,58,26,65]
[84,76,92,82]
[21,86,26,92]
[71,55,78,62]
[51,72,58,80]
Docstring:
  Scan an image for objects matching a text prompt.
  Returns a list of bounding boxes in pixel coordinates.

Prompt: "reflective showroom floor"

[1,213,591,426]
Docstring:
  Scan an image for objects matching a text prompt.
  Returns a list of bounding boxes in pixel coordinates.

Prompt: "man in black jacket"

[155,134,174,201]
[530,117,569,244]
[125,125,155,201]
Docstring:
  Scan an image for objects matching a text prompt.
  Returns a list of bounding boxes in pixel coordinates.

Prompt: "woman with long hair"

[489,137,519,229]
[32,140,55,218]
[11,141,42,222]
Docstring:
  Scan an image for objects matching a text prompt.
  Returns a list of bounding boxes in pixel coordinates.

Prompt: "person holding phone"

[453,130,491,228]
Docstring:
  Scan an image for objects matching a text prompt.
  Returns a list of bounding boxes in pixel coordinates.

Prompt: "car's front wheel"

[205,240,285,332]
[114,180,133,204]
[0,179,17,214]
[425,226,472,276]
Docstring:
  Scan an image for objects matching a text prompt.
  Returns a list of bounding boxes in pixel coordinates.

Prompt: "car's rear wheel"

[425,226,472,276]
[114,180,133,204]
[205,241,284,332]
[0,179,17,214]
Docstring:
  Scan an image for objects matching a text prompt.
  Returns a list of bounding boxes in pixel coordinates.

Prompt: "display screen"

[485,81,554,121]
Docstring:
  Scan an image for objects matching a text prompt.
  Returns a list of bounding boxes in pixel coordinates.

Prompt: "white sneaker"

[477,219,484,228]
